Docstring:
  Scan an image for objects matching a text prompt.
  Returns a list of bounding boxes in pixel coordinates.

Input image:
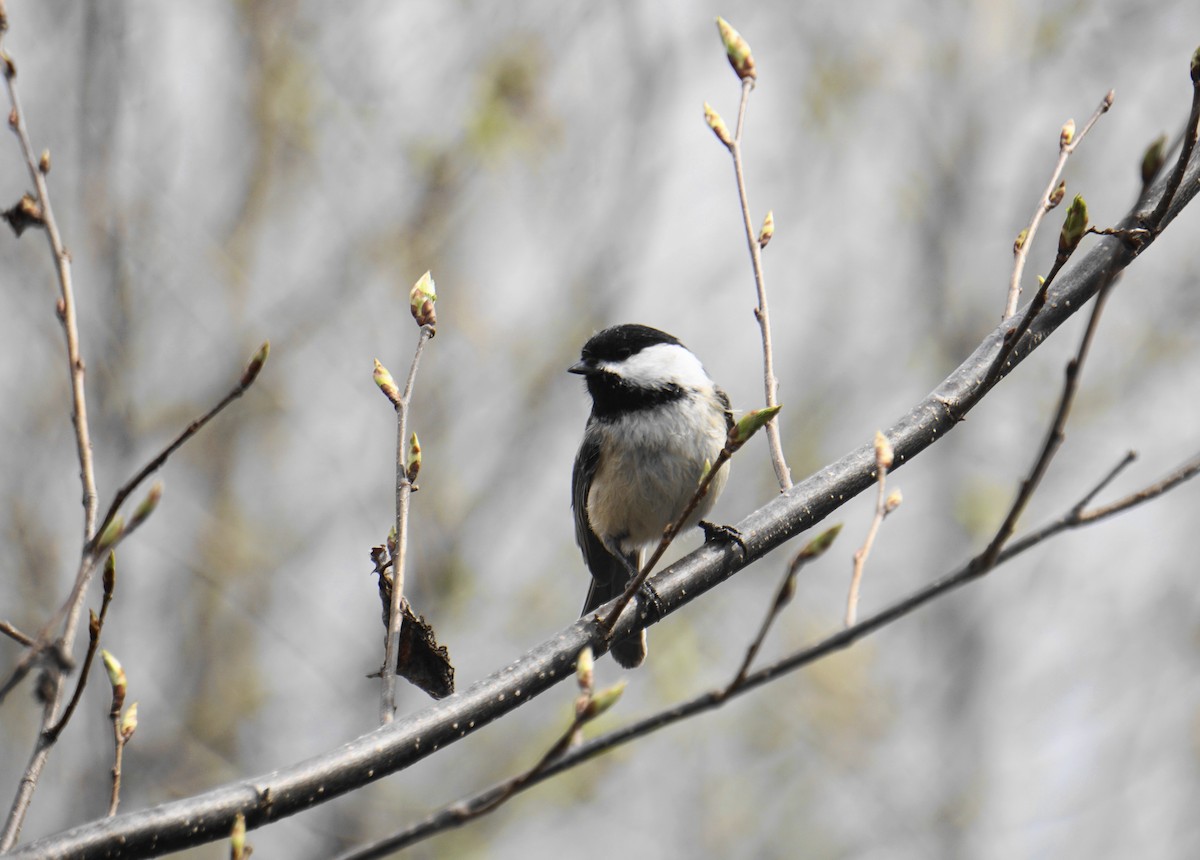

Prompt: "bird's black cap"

[570,324,682,372]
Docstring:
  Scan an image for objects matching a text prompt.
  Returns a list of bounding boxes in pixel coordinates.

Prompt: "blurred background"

[2,1,1199,858]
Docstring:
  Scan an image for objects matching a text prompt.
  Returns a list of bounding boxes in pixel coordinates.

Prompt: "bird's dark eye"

[614,347,632,360]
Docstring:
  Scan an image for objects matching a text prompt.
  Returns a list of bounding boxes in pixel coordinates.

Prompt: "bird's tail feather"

[581,549,647,669]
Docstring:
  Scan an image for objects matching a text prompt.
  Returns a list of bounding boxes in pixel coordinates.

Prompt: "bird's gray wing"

[572,421,636,615]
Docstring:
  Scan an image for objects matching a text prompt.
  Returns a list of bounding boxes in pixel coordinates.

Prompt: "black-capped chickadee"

[570,324,733,668]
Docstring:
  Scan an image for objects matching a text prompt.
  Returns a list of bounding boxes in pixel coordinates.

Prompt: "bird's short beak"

[568,360,591,375]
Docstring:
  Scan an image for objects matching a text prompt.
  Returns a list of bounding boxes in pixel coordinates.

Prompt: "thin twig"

[0,621,34,647]
[0,29,100,848]
[721,525,841,696]
[99,653,136,818]
[2,37,99,541]
[0,344,267,710]
[91,344,270,551]
[107,712,126,817]
[343,451,1200,856]
[456,704,587,820]
[45,553,116,742]
[980,278,1114,569]
[1005,91,1113,319]
[986,236,1079,391]
[1071,450,1136,514]
[380,324,435,724]
[845,433,898,627]
[728,78,791,490]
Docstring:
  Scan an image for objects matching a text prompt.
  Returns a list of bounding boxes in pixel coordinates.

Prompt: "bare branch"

[722,525,841,696]
[980,280,1114,568]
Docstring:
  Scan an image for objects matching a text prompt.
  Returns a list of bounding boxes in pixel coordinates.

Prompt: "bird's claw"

[700,520,747,558]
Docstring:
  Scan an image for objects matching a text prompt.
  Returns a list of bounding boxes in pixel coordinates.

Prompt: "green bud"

[715,17,757,81]
[1048,180,1066,208]
[95,515,125,554]
[406,432,422,483]
[1058,194,1089,256]
[240,341,270,388]
[101,649,127,698]
[1013,228,1028,254]
[103,551,116,597]
[409,271,437,328]
[230,812,247,860]
[583,679,627,720]
[129,483,162,531]
[731,405,782,447]
[1059,118,1075,149]
[703,101,732,146]
[576,646,594,692]
[120,701,139,741]
[373,358,401,406]
[796,524,843,561]
[758,210,775,248]
[1141,134,1167,187]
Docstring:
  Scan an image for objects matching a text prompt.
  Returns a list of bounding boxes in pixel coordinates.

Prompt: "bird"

[569,323,733,668]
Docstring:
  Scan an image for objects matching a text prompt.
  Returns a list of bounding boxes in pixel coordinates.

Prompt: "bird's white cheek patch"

[605,343,712,391]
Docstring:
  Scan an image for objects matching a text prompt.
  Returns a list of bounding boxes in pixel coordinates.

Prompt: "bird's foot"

[699,520,747,558]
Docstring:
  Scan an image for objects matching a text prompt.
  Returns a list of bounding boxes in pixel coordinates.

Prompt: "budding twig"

[985,194,1090,390]
[99,651,137,817]
[449,648,625,823]
[721,525,841,697]
[1004,90,1113,320]
[707,18,791,490]
[378,272,438,724]
[844,433,901,627]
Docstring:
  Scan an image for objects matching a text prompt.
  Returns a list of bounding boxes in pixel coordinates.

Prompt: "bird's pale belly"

[587,440,729,550]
